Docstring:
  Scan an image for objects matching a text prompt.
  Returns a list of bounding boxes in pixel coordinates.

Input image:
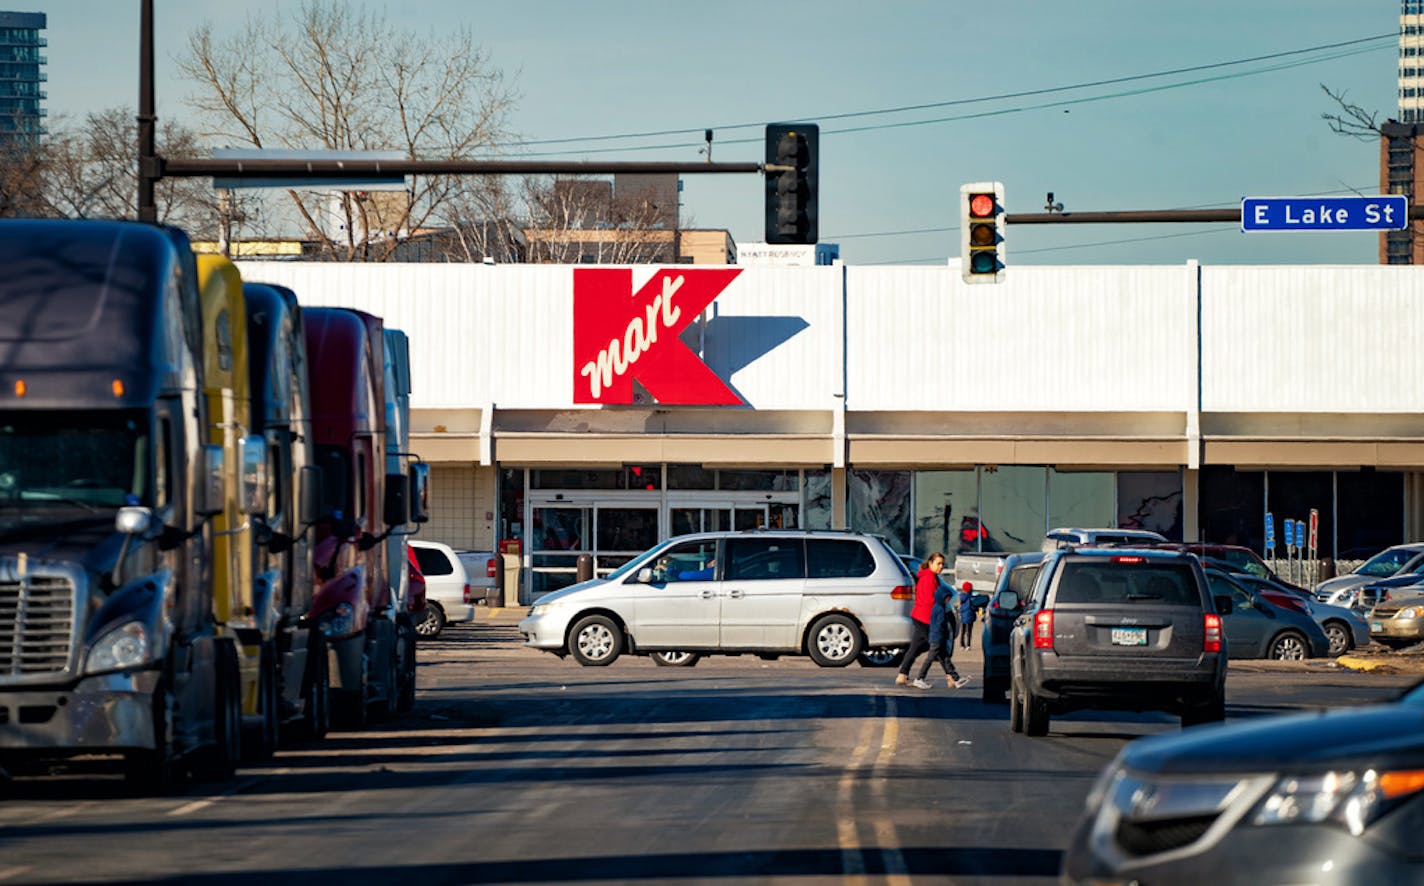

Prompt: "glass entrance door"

[528,495,659,600]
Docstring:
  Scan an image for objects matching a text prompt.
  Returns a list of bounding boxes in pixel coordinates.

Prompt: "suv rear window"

[1054,560,1199,605]
[806,539,875,579]
[413,546,454,576]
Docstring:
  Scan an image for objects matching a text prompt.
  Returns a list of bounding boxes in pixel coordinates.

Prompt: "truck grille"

[0,575,76,676]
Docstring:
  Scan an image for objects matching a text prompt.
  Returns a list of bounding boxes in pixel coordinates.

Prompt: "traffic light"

[764,123,818,244]
[961,181,1005,283]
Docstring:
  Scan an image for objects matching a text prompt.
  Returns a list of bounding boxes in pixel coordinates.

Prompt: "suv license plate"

[1111,627,1148,646]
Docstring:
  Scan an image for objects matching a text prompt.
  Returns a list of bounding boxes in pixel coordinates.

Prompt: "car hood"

[1123,704,1424,776]
[1361,574,1424,591]
[1316,574,1372,595]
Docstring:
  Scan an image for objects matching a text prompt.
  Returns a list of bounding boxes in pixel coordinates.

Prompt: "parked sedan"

[1313,543,1424,608]
[1204,568,1330,660]
[1063,680,1424,884]
[1367,592,1424,649]
[1228,572,1371,656]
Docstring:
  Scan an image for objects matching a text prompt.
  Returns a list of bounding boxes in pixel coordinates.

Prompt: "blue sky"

[30,0,1401,265]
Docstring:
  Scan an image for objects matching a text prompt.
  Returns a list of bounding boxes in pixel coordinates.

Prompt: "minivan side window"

[806,539,875,578]
[413,546,454,576]
[725,538,807,581]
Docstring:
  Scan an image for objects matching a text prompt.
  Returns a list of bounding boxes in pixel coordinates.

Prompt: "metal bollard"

[577,553,593,583]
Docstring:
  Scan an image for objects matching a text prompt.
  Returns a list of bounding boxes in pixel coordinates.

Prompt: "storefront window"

[912,469,978,565]
[1336,469,1403,558]
[667,464,716,489]
[530,466,660,490]
[849,469,911,554]
[717,469,800,491]
[499,467,525,549]
[1200,466,1264,550]
[1117,471,1183,540]
[1048,469,1114,534]
[805,469,833,529]
[1267,471,1333,557]
[596,507,659,553]
[979,465,1046,554]
[533,505,588,552]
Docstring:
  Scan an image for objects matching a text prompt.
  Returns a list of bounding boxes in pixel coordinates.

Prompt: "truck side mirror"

[298,464,323,526]
[197,444,224,517]
[407,462,430,524]
[239,435,268,516]
[383,473,408,528]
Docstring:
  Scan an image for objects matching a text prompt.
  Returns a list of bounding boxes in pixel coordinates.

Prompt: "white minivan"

[518,530,915,667]
[410,539,474,638]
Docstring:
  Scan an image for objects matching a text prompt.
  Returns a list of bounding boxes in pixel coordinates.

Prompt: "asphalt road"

[0,612,1414,886]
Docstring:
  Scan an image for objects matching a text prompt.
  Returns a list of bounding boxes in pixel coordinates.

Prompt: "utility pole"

[136,0,157,222]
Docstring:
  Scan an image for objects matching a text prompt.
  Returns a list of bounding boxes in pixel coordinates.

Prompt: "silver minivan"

[518,530,915,667]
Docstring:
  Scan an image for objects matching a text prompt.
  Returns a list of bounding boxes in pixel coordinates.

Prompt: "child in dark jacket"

[914,580,970,689]
[958,588,978,649]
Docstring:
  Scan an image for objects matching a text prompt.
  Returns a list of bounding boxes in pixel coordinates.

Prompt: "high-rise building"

[1384,2,1424,262]
[1402,1,1424,123]
[0,10,45,145]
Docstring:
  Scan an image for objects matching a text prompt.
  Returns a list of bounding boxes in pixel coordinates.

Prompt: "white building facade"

[239,260,1424,602]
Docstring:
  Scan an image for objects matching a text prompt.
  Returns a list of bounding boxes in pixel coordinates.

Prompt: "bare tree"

[0,139,48,218]
[178,0,517,261]
[1321,83,1384,141]
[522,176,678,264]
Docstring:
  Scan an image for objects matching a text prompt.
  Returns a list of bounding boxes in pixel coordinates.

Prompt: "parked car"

[1203,567,1330,660]
[980,552,1044,703]
[953,551,1014,595]
[1041,527,1167,553]
[518,530,915,667]
[1062,679,1424,884]
[456,550,501,605]
[409,539,475,638]
[1228,572,1371,656]
[1366,592,1424,649]
[1008,547,1229,736]
[1150,541,1306,593]
[1313,543,1424,607]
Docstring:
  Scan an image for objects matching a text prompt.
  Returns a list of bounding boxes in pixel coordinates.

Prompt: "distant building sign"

[573,268,744,405]
[737,242,839,267]
[1241,196,1408,232]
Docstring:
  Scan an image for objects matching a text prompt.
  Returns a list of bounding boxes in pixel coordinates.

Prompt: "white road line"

[167,776,261,817]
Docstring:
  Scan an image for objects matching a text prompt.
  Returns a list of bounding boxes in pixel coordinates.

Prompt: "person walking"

[914,569,971,690]
[958,586,978,649]
[896,553,971,690]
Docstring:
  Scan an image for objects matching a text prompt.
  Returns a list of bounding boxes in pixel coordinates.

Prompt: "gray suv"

[1008,547,1229,736]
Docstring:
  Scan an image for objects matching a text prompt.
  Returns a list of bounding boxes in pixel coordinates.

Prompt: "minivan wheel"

[1322,621,1351,656]
[650,651,700,667]
[857,648,905,668]
[415,603,445,639]
[807,614,862,667]
[569,615,623,666]
[1269,631,1309,661]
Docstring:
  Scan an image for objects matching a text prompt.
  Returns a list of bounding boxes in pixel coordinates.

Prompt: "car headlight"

[319,602,356,638]
[1254,769,1424,835]
[86,621,150,674]
[528,599,564,617]
[1396,606,1424,619]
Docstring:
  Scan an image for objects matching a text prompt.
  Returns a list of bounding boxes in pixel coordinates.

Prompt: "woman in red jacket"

[896,552,945,688]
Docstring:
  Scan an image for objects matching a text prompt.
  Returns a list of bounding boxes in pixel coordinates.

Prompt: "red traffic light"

[969,193,996,218]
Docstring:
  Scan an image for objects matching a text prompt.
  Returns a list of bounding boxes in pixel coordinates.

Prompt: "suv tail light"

[891,585,913,600]
[1033,610,1054,649]
[463,584,473,604]
[1204,613,1222,653]
[486,559,498,579]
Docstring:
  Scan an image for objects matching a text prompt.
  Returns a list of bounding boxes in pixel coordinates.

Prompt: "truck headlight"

[86,621,150,674]
[319,602,356,638]
[1254,769,1424,835]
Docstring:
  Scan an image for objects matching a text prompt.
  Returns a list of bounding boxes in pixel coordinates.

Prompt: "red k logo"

[573,268,744,405]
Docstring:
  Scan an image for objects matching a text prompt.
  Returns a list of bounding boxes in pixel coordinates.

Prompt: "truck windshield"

[0,409,149,512]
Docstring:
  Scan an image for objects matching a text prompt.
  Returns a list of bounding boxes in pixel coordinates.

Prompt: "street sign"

[1308,509,1319,556]
[1241,196,1407,232]
[1284,519,1295,549]
[1265,512,1275,553]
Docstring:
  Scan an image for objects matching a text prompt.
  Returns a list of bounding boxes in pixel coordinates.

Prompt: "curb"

[1335,653,1424,674]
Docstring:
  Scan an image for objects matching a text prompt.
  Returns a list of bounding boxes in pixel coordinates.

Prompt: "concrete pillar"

[1182,468,1200,542]
[832,466,848,529]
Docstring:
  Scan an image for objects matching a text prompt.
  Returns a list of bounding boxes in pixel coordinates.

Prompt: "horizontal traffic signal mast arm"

[156,157,762,179]
[1007,206,1424,224]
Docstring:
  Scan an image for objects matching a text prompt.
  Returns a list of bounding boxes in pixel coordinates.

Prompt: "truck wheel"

[807,614,862,667]
[333,654,368,730]
[1268,630,1309,661]
[369,646,400,722]
[650,651,700,667]
[1023,686,1050,737]
[243,643,280,761]
[124,683,176,795]
[298,631,330,741]
[192,641,242,782]
[396,615,418,714]
[569,615,623,666]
